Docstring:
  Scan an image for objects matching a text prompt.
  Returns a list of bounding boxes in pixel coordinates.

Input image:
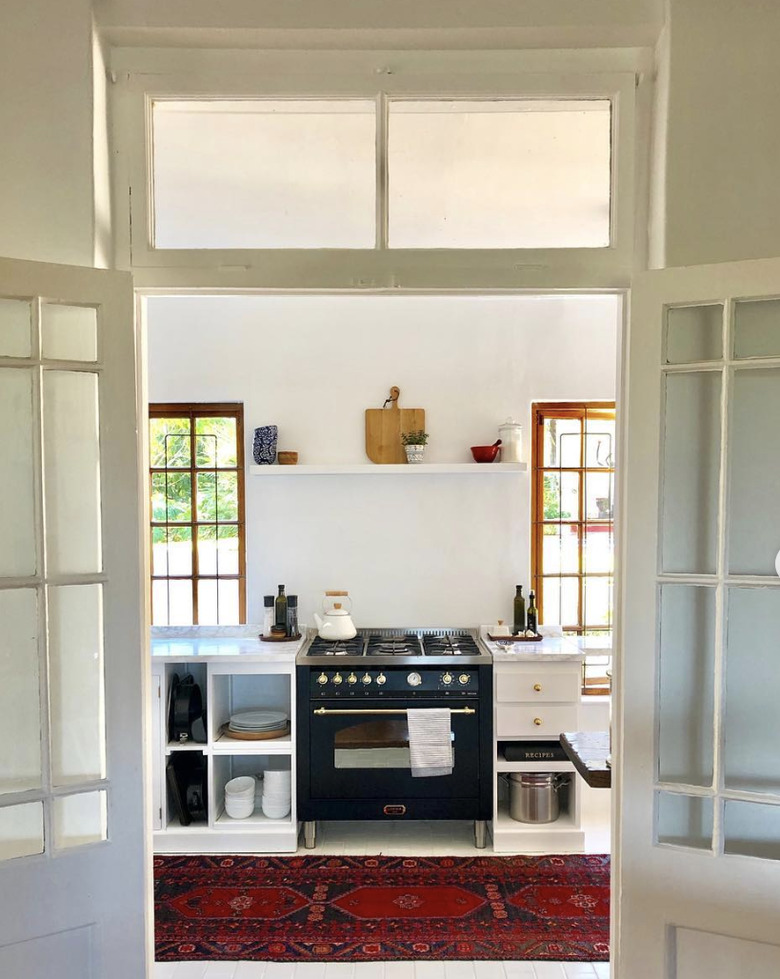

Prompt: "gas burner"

[422,633,480,656]
[307,636,365,657]
[366,633,422,657]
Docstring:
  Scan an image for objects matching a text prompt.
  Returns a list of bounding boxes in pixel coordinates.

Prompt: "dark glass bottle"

[274,585,288,633]
[513,585,526,635]
[526,590,538,635]
[286,594,299,638]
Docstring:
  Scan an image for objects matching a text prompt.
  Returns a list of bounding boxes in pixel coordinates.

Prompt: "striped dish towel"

[407,708,453,777]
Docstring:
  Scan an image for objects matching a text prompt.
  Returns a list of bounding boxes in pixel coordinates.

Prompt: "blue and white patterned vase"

[253,425,278,465]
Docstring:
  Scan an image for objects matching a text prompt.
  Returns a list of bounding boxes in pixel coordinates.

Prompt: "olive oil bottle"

[527,589,538,635]
[513,585,526,636]
[273,584,288,635]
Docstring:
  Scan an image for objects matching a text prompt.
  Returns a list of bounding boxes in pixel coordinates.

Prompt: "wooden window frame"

[149,402,246,624]
[531,401,615,694]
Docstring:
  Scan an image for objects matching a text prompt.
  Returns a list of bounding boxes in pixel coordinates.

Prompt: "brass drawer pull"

[533,683,542,692]
[533,717,543,726]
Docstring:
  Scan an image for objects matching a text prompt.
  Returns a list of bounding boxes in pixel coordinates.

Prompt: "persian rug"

[155,853,610,962]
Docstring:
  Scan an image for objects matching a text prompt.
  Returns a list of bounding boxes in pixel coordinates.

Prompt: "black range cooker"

[296,629,493,849]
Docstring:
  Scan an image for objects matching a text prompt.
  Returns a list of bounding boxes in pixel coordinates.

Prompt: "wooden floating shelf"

[250,463,527,476]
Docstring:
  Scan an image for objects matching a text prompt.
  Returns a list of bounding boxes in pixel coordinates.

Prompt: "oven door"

[309,699,480,800]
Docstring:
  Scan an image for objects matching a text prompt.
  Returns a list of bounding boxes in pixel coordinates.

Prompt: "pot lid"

[325,604,351,616]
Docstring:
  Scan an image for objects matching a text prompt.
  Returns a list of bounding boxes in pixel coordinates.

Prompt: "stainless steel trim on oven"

[312,706,476,716]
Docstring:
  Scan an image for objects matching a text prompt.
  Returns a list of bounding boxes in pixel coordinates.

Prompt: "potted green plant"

[401,429,429,464]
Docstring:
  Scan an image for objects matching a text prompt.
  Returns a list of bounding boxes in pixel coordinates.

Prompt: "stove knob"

[317,673,328,685]
[441,672,453,685]
[361,673,372,685]
[332,673,343,685]
[376,673,387,685]
[407,672,422,687]
[458,674,471,685]
[347,672,358,685]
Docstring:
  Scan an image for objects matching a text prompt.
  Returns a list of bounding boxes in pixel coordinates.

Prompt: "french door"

[0,258,148,978]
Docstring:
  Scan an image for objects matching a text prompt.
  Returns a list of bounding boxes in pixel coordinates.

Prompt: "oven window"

[333,719,455,770]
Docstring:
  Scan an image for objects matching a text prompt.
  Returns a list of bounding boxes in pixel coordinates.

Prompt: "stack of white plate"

[261,770,291,820]
[224,776,257,819]
[227,709,288,737]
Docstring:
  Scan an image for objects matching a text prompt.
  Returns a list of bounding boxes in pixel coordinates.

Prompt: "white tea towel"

[407,708,453,777]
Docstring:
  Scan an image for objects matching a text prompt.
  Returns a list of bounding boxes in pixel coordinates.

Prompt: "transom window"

[531,401,615,693]
[148,403,246,625]
[151,97,612,251]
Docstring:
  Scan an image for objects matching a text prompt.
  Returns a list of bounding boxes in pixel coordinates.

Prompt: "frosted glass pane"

[665,305,723,364]
[42,371,102,574]
[724,800,780,860]
[728,368,780,574]
[0,802,44,860]
[389,100,611,248]
[0,368,36,576]
[724,588,780,794]
[153,100,376,248]
[661,372,721,574]
[0,590,41,793]
[53,791,107,849]
[657,792,712,850]
[48,585,105,786]
[0,297,32,357]
[40,303,98,362]
[734,298,780,359]
[658,585,715,785]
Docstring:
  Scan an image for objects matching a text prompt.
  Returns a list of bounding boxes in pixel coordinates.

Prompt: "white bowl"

[225,798,255,819]
[225,776,256,796]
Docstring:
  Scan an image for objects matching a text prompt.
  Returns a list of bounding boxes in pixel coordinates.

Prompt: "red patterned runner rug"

[155,853,610,963]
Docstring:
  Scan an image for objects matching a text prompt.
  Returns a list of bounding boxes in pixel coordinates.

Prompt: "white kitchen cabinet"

[151,635,300,853]
[489,648,586,852]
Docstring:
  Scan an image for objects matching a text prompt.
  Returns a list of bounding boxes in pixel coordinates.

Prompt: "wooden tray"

[259,633,302,642]
[219,723,290,741]
[488,632,543,642]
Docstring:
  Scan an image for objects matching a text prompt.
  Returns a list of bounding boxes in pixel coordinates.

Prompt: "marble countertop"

[479,626,608,662]
[150,625,304,662]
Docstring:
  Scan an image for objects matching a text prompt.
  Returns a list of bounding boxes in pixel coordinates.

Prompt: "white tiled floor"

[154,787,611,979]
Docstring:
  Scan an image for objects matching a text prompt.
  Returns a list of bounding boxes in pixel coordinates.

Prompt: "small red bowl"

[471,444,500,463]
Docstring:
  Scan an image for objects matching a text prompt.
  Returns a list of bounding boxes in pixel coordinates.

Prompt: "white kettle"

[313,591,357,641]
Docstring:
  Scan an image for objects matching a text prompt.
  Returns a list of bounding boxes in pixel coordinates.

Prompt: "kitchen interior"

[147,291,617,863]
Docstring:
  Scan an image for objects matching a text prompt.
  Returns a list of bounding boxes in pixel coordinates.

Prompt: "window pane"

[541,576,579,628]
[584,417,616,468]
[733,298,780,359]
[665,304,723,364]
[389,99,611,248]
[197,579,218,625]
[724,587,780,794]
[728,368,780,575]
[40,303,98,362]
[53,790,107,850]
[542,525,580,574]
[149,417,190,468]
[583,528,613,573]
[0,297,32,357]
[43,371,102,575]
[661,371,721,574]
[542,471,579,520]
[0,590,41,794]
[152,472,192,524]
[583,576,612,628]
[0,368,36,576]
[657,792,712,850]
[218,579,240,624]
[543,418,582,467]
[197,472,238,522]
[584,471,613,520]
[0,802,44,861]
[724,800,780,860]
[198,525,239,576]
[195,416,237,468]
[152,579,193,626]
[152,525,192,577]
[153,99,376,248]
[48,584,106,786]
[658,585,715,786]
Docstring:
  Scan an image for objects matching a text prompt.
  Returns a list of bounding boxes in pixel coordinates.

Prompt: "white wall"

[0,0,96,266]
[147,293,618,628]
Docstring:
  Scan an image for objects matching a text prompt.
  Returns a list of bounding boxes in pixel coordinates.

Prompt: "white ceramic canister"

[498,418,523,463]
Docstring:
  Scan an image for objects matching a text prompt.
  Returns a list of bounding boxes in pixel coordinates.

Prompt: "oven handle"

[312,706,476,716]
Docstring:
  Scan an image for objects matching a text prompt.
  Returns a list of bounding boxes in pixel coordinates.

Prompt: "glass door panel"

[0,367,36,576]
[0,589,41,793]
[0,802,44,860]
[40,303,98,362]
[665,304,723,364]
[656,792,713,850]
[733,298,780,359]
[0,297,32,357]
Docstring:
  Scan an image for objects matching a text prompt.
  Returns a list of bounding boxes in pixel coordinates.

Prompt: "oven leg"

[303,820,317,849]
[474,820,487,849]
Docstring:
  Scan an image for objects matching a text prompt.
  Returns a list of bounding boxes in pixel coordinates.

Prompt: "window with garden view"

[531,402,615,694]
[149,404,245,625]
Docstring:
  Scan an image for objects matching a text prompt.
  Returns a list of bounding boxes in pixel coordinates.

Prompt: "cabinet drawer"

[495,668,580,703]
[496,703,579,738]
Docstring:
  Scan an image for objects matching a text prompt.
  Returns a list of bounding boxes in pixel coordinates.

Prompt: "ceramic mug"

[253,425,278,465]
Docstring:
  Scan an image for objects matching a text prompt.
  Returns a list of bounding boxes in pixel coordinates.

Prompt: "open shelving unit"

[250,462,526,476]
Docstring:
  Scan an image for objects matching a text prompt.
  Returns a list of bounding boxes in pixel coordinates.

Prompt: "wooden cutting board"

[365,386,425,464]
